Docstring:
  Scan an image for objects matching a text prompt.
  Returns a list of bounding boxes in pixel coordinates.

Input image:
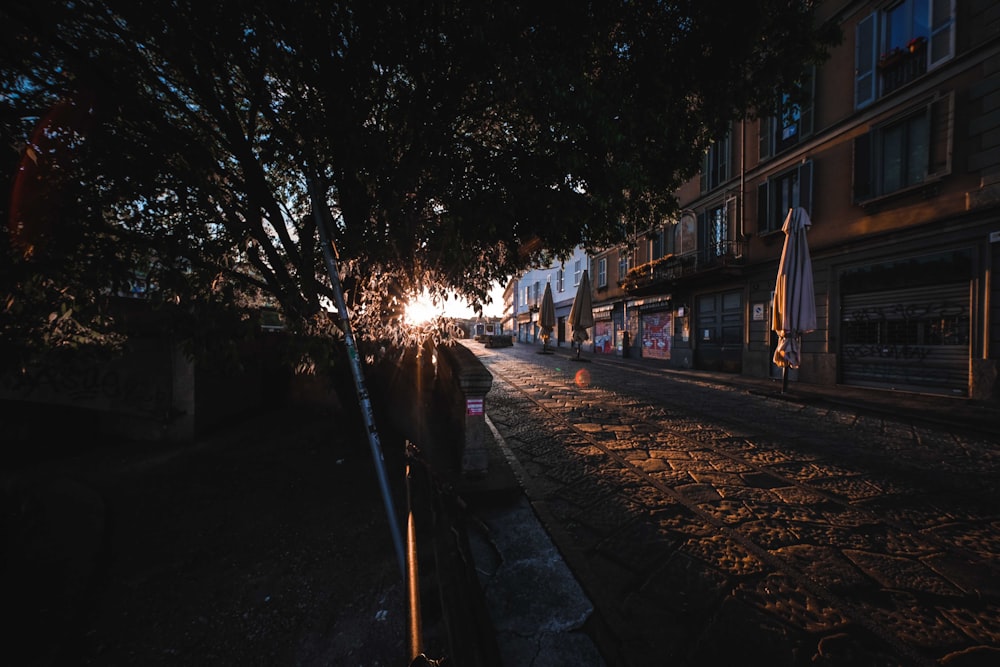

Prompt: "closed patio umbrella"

[539,281,556,353]
[772,207,817,392]
[568,269,594,359]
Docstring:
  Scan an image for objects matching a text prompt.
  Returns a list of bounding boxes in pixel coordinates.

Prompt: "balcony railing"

[621,240,746,292]
[878,37,927,96]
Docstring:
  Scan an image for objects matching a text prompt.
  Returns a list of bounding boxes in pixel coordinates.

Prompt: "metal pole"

[405,456,424,662]
[309,176,405,576]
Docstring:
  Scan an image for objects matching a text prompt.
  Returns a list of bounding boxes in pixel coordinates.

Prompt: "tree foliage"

[1,0,839,361]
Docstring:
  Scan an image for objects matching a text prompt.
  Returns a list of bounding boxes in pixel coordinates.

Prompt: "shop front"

[839,249,972,396]
[632,297,672,360]
[592,304,615,354]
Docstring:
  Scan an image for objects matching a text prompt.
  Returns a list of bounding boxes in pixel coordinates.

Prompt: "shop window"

[853,94,951,204]
[855,0,954,109]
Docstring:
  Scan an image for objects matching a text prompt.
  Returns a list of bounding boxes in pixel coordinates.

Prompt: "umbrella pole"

[781,365,789,393]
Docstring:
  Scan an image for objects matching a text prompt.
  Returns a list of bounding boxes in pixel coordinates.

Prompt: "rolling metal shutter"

[840,283,969,395]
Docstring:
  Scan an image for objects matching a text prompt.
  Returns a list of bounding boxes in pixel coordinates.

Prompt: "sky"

[405,283,506,324]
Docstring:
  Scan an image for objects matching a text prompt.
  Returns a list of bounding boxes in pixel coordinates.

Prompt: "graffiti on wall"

[0,360,170,416]
[841,296,969,395]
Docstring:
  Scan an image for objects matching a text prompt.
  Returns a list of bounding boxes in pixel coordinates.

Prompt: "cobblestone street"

[467,340,1000,667]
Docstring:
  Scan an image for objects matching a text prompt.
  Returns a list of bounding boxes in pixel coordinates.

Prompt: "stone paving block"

[636,551,730,618]
[818,505,877,528]
[772,544,873,593]
[808,476,885,502]
[696,498,755,526]
[766,461,826,483]
[937,604,1000,645]
[736,573,852,634]
[648,467,697,489]
[923,522,1000,560]
[843,549,963,597]
[688,470,743,487]
[741,448,796,465]
[771,484,834,506]
[593,516,679,572]
[648,504,713,539]
[744,500,827,524]
[687,596,808,667]
[921,552,1000,597]
[740,518,803,550]
[857,592,968,650]
[675,482,722,504]
[812,629,910,666]
[793,522,885,552]
[683,533,768,577]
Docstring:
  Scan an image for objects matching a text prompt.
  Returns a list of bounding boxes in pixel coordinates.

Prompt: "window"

[700,201,737,258]
[573,259,582,286]
[855,0,954,109]
[760,69,815,161]
[757,161,813,234]
[853,95,952,203]
[618,251,633,283]
[700,127,731,192]
[556,268,564,292]
[709,206,728,256]
[649,229,666,261]
[597,258,608,288]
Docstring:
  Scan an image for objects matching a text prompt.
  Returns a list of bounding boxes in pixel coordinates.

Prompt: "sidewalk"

[601,350,1000,439]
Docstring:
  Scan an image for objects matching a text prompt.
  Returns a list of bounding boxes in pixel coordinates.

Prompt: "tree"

[1,0,839,360]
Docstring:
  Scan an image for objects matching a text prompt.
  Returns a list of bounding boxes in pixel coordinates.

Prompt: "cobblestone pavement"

[465,341,1000,667]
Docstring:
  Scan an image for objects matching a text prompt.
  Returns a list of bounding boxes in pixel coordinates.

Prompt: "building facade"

[513,247,591,348]
[590,0,1000,400]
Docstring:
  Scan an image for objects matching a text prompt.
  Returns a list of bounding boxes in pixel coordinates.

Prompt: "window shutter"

[759,117,772,161]
[928,93,953,178]
[726,197,740,254]
[697,211,708,255]
[797,160,814,217]
[929,0,955,68]
[756,182,770,234]
[853,133,873,202]
[800,68,815,138]
[855,13,877,109]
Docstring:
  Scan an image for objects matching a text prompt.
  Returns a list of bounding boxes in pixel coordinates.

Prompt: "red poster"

[642,312,672,360]
[594,321,614,354]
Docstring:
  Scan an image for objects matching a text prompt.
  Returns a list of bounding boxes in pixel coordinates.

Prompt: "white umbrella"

[539,282,556,353]
[772,207,817,392]
[568,269,594,359]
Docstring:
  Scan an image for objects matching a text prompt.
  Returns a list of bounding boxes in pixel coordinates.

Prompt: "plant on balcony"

[878,47,905,70]
[907,36,927,54]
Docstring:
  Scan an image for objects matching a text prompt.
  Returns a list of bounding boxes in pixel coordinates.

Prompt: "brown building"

[589,0,1000,400]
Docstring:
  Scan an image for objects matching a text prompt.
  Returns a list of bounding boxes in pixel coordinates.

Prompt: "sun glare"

[404,292,445,325]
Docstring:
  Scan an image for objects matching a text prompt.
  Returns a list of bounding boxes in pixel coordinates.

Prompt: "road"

[466,340,1000,667]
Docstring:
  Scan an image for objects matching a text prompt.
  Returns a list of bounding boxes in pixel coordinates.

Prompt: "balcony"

[620,240,746,294]
[878,37,927,96]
